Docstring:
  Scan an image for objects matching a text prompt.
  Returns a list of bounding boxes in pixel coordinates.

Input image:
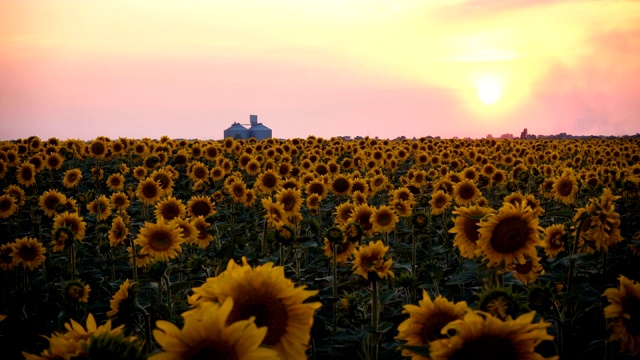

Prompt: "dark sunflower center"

[376,212,392,226]
[622,296,640,336]
[556,179,573,196]
[18,245,38,261]
[110,177,121,186]
[229,292,289,346]
[419,312,459,343]
[269,207,284,221]
[142,183,159,199]
[91,142,105,155]
[232,184,245,198]
[67,173,78,182]
[189,340,238,360]
[433,195,446,208]
[178,225,192,239]
[514,260,533,274]
[67,284,84,299]
[549,232,563,248]
[0,198,12,212]
[191,201,212,217]
[261,175,277,189]
[281,195,295,211]
[193,167,208,179]
[352,183,366,193]
[490,218,530,254]
[462,217,481,243]
[161,203,181,220]
[149,231,173,251]
[21,168,33,180]
[47,157,60,167]
[333,178,350,193]
[458,184,475,200]
[450,335,518,360]
[153,174,170,189]
[114,196,126,207]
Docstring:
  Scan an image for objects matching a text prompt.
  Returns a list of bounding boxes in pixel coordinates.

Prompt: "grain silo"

[223,122,248,140]
[247,115,272,141]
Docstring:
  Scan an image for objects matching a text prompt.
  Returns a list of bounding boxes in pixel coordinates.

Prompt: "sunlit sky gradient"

[1,0,639,140]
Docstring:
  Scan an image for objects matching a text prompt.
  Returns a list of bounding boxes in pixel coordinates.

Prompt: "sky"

[1,0,640,141]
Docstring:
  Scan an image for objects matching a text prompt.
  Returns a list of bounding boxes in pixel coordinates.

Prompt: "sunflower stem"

[370,279,380,360]
[333,243,338,333]
[411,225,417,275]
[261,219,268,256]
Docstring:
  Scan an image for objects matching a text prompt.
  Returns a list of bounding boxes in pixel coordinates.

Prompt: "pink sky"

[1,1,639,140]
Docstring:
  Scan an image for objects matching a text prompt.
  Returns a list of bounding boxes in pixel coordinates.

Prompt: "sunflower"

[17,162,37,187]
[63,279,91,303]
[86,195,112,221]
[477,203,542,268]
[350,178,369,197]
[38,189,67,218]
[4,184,26,207]
[276,188,303,217]
[53,211,87,241]
[430,190,452,216]
[349,203,375,235]
[189,161,210,182]
[0,243,16,271]
[11,237,46,270]
[322,238,356,263]
[330,174,351,196]
[369,174,388,194]
[192,216,214,248]
[581,188,624,251]
[151,298,278,360]
[106,173,125,192]
[151,169,174,195]
[134,219,183,261]
[187,195,215,218]
[352,240,394,280]
[133,166,147,181]
[453,180,481,206]
[305,179,328,199]
[88,139,108,158]
[169,217,198,245]
[229,180,248,203]
[553,171,578,204]
[187,257,321,360]
[109,216,129,247]
[62,168,83,188]
[334,202,356,225]
[210,166,226,181]
[506,256,544,285]
[449,205,495,259]
[255,169,280,195]
[371,205,399,234]
[0,194,17,218]
[106,279,135,317]
[542,224,565,258]
[154,196,186,222]
[391,187,416,206]
[603,275,640,355]
[136,178,162,205]
[396,291,469,359]
[262,198,288,229]
[429,311,556,360]
[110,191,131,211]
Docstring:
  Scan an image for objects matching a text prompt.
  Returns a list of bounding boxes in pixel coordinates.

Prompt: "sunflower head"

[477,287,522,321]
[52,225,75,252]
[412,212,429,230]
[325,226,344,246]
[62,279,91,303]
[352,240,394,281]
[274,224,296,245]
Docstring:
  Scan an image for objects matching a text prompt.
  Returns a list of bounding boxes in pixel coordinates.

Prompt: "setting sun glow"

[476,77,503,105]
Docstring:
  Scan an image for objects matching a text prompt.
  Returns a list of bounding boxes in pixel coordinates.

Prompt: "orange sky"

[1,0,639,140]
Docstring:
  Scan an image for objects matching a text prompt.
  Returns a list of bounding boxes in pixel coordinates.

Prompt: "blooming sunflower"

[108,216,129,247]
[51,226,74,252]
[151,169,174,195]
[429,311,557,360]
[38,189,67,218]
[506,256,545,285]
[88,139,108,158]
[136,178,162,205]
[371,205,399,234]
[449,205,495,259]
[169,217,198,245]
[0,243,16,271]
[396,290,469,359]
[62,168,83,188]
[553,171,578,204]
[187,195,215,218]
[87,195,112,221]
[192,216,214,248]
[63,279,91,303]
[151,298,279,360]
[53,211,87,241]
[106,173,125,192]
[603,275,640,355]
[188,257,321,360]
[322,238,356,263]
[188,161,209,182]
[256,169,281,194]
[430,190,452,216]
[17,162,37,187]
[276,188,303,218]
[391,187,416,206]
[262,198,288,229]
[154,196,186,222]
[11,237,46,270]
[453,179,481,206]
[477,203,543,268]
[110,191,131,212]
[542,224,565,258]
[330,174,352,196]
[106,279,135,317]
[4,185,26,207]
[352,240,394,280]
[133,166,147,181]
[0,194,17,218]
[134,218,184,261]
[334,202,356,225]
[229,180,248,203]
[349,203,375,235]
[305,179,328,199]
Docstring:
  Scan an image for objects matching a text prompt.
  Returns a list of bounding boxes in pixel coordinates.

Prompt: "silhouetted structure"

[223,115,272,140]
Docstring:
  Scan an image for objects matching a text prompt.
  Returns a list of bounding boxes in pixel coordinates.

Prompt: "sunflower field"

[1,135,639,359]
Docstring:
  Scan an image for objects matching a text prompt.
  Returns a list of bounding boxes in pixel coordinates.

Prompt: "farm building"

[223,115,272,140]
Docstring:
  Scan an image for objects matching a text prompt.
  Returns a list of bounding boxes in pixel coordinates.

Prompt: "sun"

[476,76,503,105]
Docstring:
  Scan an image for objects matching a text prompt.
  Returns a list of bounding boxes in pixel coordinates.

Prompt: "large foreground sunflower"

[429,311,557,360]
[396,290,469,359]
[151,298,279,360]
[134,219,184,261]
[188,257,321,360]
[603,275,640,355]
[477,203,542,268]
